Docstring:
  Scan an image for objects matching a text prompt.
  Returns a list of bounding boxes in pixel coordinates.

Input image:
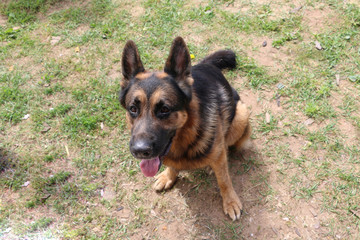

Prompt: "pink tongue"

[139,157,160,177]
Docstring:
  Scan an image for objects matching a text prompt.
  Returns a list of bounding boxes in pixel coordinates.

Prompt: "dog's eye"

[160,106,170,114]
[129,106,137,113]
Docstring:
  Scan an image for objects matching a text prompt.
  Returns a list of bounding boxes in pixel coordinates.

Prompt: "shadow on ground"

[173,146,271,239]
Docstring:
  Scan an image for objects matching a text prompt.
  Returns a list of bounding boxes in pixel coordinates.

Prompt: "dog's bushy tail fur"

[199,50,236,70]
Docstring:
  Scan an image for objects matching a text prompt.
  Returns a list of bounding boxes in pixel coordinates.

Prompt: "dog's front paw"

[153,167,178,191]
[223,193,243,221]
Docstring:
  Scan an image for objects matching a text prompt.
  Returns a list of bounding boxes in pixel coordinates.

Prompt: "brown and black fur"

[120,37,251,221]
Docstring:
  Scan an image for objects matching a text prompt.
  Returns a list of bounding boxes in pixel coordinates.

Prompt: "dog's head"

[120,37,193,177]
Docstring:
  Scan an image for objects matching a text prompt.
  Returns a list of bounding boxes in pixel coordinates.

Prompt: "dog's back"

[177,50,240,159]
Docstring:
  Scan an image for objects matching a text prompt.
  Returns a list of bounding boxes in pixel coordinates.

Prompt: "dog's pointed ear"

[164,37,191,79]
[122,40,145,86]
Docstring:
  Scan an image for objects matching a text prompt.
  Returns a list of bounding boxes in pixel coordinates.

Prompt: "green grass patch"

[1,0,61,24]
[29,217,53,232]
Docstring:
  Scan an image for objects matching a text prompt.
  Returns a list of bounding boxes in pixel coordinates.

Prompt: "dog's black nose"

[130,140,153,159]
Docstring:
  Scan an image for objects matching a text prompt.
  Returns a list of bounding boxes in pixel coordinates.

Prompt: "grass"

[0,0,360,239]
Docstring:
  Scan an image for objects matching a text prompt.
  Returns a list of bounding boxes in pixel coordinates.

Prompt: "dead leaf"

[41,123,51,133]
[65,145,70,157]
[41,194,51,203]
[75,46,80,53]
[8,65,14,72]
[315,41,322,50]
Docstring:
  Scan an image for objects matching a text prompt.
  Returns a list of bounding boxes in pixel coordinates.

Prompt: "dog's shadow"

[173,146,267,237]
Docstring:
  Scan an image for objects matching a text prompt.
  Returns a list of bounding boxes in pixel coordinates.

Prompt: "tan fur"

[125,113,132,130]
[165,92,200,160]
[155,72,169,79]
[225,101,251,148]
[186,76,194,85]
[135,72,152,80]
[149,89,163,108]
[126,89,147,106]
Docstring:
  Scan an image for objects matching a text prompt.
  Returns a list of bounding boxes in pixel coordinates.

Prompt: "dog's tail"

[199,50,236,70]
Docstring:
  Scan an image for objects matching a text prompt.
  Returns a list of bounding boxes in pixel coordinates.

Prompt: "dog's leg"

[210,150,242,221]
[153,167,179,191]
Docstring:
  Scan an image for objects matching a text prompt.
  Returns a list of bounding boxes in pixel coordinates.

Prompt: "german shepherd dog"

[120,37,251,221]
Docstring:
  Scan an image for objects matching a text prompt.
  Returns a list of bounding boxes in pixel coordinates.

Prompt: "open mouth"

[139,139,172,177]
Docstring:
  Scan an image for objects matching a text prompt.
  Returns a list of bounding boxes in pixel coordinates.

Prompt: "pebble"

[315,41,322,50]
[22,114,30,120]
[304,118,314,126]
[314,221,320,229]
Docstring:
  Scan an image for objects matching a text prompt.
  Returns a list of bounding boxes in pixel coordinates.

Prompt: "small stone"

[304,118,314,126]
[315,41,322,50]
[151,210,156,216]
[283,217,289,221]
[116,206,124,211]
[313,221,320,229]
[265,112,271,123]
[100,122,104,130]
[22,114,30,120]
[22,181,30,187]
[100,189,104,197]
[262,41,267,47]
[295,228,301,237]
